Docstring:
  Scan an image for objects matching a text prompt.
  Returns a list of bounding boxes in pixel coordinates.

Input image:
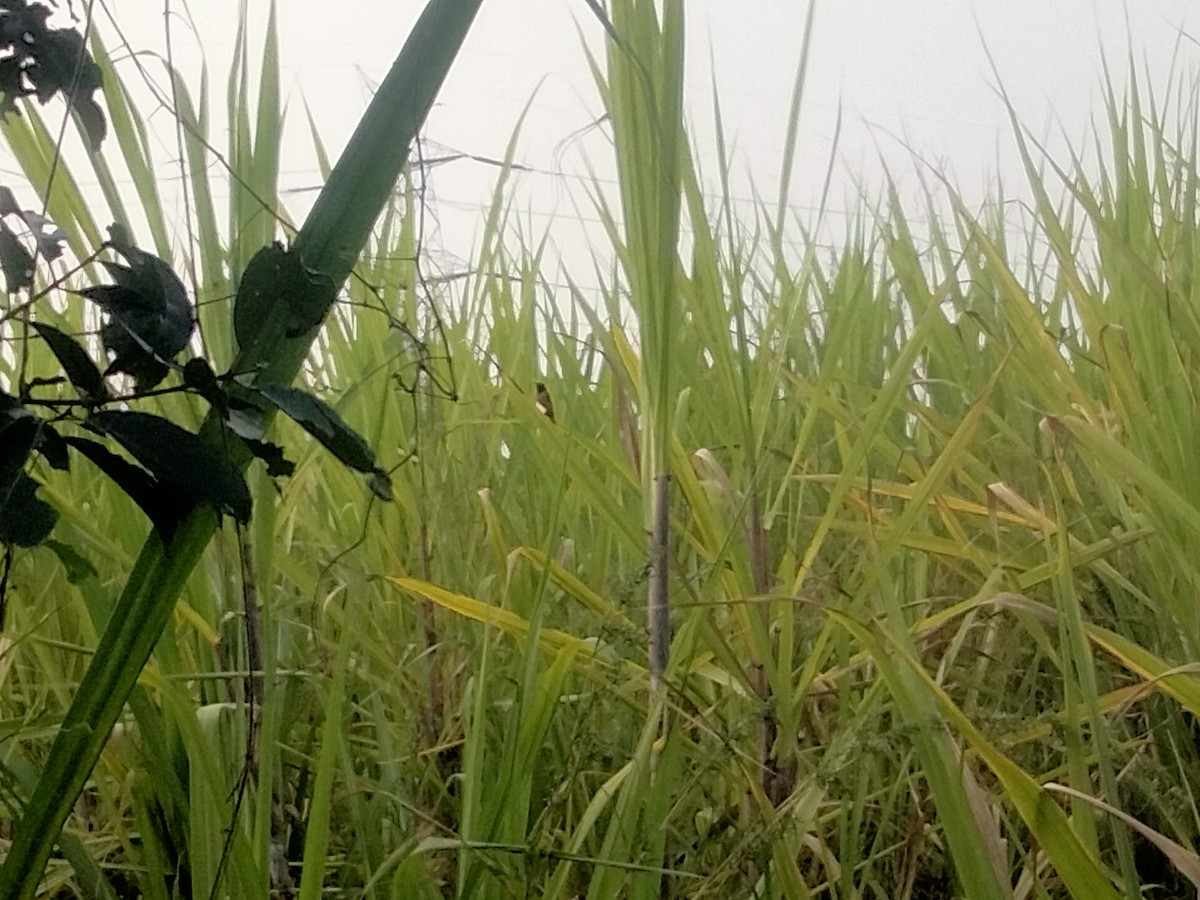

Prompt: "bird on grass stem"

[535,382,555,423]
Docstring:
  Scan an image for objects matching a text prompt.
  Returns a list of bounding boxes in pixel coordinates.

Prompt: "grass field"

[4,3,1200,897]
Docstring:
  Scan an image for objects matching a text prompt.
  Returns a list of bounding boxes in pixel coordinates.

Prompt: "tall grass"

[5,4,1200,898]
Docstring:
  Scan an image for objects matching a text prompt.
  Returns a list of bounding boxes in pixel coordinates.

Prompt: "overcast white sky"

[59,1,1200,290]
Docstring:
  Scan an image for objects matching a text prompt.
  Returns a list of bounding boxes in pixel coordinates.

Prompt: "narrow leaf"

[31,321,109,403]
[257,383,376,473]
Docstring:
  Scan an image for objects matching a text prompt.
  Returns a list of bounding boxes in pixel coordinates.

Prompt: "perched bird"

[535,382,556,423]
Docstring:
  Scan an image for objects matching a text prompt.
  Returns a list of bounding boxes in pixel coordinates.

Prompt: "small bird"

[535,382,556,423]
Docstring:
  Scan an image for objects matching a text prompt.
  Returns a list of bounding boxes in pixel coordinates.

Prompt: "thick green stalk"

[602,0,684,694]
[0,2,483,895]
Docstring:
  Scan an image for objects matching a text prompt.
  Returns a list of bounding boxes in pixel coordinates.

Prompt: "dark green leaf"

[233,242,335,351]
[0,13,108,151]
[16,209,67,262]
[100,315,169,390]
[73,97,107,154]
[0,380,52,552]
[182,357,223,406]
[61,436,176,533]
[369,468,393,501]
[0,222,32,293]
[0,472,56,547]
[243,438,295,478]
[88,411,251,523]
[31,322,109,403]
[225,401,266,442]
[34,425,69,472]
[0,414,38,488]
[78,237,194,391]
[257,383,376,473]
[0,187,18,216]
[43,540,98,585]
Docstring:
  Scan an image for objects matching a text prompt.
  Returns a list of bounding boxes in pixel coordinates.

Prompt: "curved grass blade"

[830,610,1122,900]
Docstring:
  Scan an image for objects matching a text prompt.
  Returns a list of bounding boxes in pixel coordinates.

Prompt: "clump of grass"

[5,4,1200,898]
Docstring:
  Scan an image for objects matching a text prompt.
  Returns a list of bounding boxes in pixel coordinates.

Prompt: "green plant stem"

[647,471,671,691]
[0,2,483,895]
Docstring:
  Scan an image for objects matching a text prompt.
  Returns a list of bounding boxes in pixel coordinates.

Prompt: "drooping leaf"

[77,235,194,390]
[0,414,38,485]
[33,424,69,471]
[0,411,58,547]
[43,539,98,585]
[0,472,56,547]
[61,436,176,533]
[87,411,251,523]
[96,315,169,390]
[257,383,376,472]
[0,221,32,293]
[31,321,109,404]
[182,357,224,406]
[233,242,335,351]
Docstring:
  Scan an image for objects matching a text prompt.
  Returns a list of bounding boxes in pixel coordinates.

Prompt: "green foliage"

[7,3,1200,899]
[0,0,484,895]
[0,0,107,150]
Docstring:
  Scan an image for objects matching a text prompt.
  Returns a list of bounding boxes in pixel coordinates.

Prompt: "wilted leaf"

[87,411,251,523]
[0,222,32,293]
[0,472,56,547]
[257,383,376,472]
[233,242,335,351]
[77,283,168,390]
[31,321,108,404]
